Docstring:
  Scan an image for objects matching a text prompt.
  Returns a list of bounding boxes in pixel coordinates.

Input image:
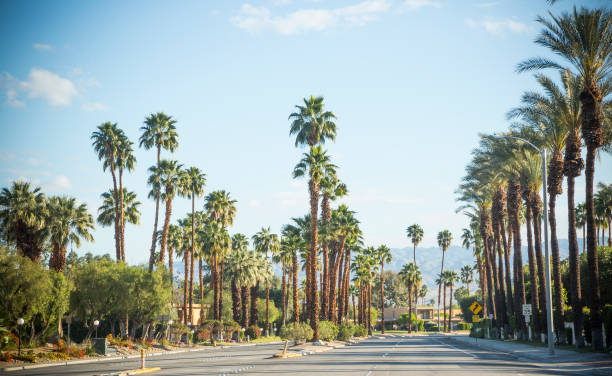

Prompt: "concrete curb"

[96,366,161,376]
[0,341,284,373]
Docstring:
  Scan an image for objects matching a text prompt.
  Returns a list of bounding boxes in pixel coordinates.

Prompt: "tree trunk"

[169,246,174,290]
[367,285,372,335]
[442,284,447,332]
[281,263,287,326]
[352,293,356,324]
[321,195,331,321]
[449,283,454,332]
[508,179,526,339]
[109,162,121,262]
[160,195,172,265]
[49,244,66,272]
[308,176,320,341]
[548,193,567,344]
[183,249,189,324]
[220,261,225,323]
[232,279,241,323]
[525,202,541,338]
[189,245,195,324]
[437,250,445,329]
[408,282,413,332]
[250,282,259,327]
[149,146,161,271]
[119,169,125,261]
[199,258,204,309]
[241,285,249,329]
[292,253,299,324]
[265,284,270,336]
[380,262,385,333]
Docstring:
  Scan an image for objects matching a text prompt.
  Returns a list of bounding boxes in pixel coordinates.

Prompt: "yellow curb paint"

[122,367,162,375]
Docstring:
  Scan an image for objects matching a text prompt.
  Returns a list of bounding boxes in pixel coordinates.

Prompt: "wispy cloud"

[475,1,501,7]
[401,0,442,11]
[232,0,391,35]
[21,69,78,106]
[6,89,25,107]
[33,43,53,51]
[82,102,108,111]
[465,17,530,34]
[47,175,72,191]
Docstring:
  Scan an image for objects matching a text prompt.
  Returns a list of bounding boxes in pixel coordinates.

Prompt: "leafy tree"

[47,196,94,272]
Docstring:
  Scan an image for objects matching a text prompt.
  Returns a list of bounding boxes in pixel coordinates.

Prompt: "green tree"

[436,230,452,328]
[47,196,94,272]
[252,227,279,335]
[375,245,392,333]
[140,112,178,271]
[97,189,141,228]
[0,182,47,261]
[518,6,612,350]
[460,265,474,296]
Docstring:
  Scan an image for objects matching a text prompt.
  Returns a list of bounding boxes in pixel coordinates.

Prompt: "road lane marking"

[432,338,478,358]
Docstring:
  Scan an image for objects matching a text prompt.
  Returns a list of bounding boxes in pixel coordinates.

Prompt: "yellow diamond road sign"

[469,301,483,315]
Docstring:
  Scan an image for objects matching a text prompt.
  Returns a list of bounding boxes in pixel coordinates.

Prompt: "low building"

[173,303,211,326]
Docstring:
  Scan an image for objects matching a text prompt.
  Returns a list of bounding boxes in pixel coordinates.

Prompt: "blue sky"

[1,0,610,265]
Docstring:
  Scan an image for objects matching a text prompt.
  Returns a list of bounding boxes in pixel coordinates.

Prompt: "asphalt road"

[7,334,612,376]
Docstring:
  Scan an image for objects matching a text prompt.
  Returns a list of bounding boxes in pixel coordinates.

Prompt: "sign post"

[523,304,532,341]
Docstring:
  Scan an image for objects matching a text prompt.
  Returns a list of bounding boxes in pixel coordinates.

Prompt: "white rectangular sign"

[522,304,532,316]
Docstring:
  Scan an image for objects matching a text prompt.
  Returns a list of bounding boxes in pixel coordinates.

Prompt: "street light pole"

[17,318,24,356]
[488,134,554,355]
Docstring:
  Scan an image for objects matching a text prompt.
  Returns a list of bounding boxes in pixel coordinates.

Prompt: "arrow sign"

[469,301,483,315]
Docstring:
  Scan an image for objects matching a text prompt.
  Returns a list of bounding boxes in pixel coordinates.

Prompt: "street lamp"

[488,134,555,355]
[93,320,100,339]
[17,318,24,356]
[167,320,173,342]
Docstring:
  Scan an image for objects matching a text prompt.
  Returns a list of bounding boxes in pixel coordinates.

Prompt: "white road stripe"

[432,338,478,358]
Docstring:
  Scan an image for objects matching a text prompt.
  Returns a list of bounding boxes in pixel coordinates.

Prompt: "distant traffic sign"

[469,301,483,315]
[522,304,532,316]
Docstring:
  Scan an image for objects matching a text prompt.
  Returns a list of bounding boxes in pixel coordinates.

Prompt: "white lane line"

[432,338,478,358]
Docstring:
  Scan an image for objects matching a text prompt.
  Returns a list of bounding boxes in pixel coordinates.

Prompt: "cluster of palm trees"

[0,182,95,272]
[457,6,612,350]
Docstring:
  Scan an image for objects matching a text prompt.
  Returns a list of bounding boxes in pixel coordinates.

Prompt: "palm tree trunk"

[525,203,541,338]
[169,246,174,290]
[189,247,195,324]
[184,250,189,324]
[282,263,287,326]
[109,162,121,262]
[380,262,385,334]
[232,279,241,323]
[437,250,445,329]
[199,258,204,308]
[442,284,447,332]
[500,220,514,318]
[265,284,270,336]
[220,261,225,323]
[408,283,413,332]
[250,282,259,327]
[241,285,249,329]
[567,172,585,347]
[531,199,547,336]
[119,169,125,261]
[160,196,172,265]
[548,192,567,344]
[149,146,161,271]
[367,285,372,335]
[508,179,526,339]
[352,293,356,324]
[321,195,331,321]
[292,253,299,324]
[449,283,454,332]
[308,176,320,341]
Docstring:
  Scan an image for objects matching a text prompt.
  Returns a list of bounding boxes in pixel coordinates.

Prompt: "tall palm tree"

[0,181,48,261]
[47,196,94,272]
[399,262,419,332]
[252,227,280,335]
[91,122,123,260]
[293,146,336,340]
[226,249,258,328]
[518,6,612,350]
[229,233,249,324]
[166,224,182,290]
[275,235,294,326]
[140,112,178,271]
[436,230,452,329]
[460,265,474,296]
[419,285,428,305]
[596,183,612,246]
[376,245,392,333]
[115,132,135,261]
[576,202,587,253]
[149,160,183,267]
[289,95,337,148]
[446,270,459,332]
[319,171,345,320]
[200,218,231,321]
[406,224,424,324]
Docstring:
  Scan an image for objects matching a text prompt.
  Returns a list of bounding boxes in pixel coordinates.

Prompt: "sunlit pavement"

[7,334,612,376]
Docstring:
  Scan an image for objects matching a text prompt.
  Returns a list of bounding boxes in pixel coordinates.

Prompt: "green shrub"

[318,321,338,342]
[353,325,367,337]
[279,323,313,343]
[337,324,354,341]
[245,326,261,340]
[458,322,471,331]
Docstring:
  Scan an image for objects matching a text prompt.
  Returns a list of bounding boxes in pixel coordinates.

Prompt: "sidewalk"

[445,334,612,366]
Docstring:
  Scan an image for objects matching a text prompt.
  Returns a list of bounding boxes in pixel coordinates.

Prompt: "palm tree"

[200,219,231,321]
[445,270,459,332]
[406,224,424,325]
[140,112,178,271]
[149,160,183,267]
[252,227,280,335]
[596,183,612,246]
[115,132,135,261]
[0,181,48,261]
[226,249,259,328]
[419,285,428,305]
[293,146,336,340]
[518,7,612,350]
[282,222,303,324]
[288,95,337,148]
[166,224,182,290]
[47,196,94,272]
[91,122,123,260]
[460,265,474,295]
[97,189,141,230]
[399,262,419,332]
[436,230,452,329]
[319,171,345,320]
[275,235,294,326]
[376,245,392,333]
